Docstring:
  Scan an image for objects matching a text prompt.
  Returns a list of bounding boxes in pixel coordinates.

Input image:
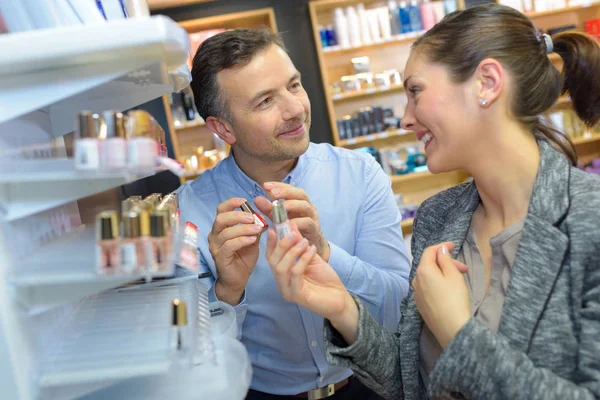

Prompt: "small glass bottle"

[95,210,120,275]
[150,210,171,272]
[100,110,127,171]
[126,110,159,171]
[272,200,293,241]
[120,210,145,274]
[74,111,101,171]
[172,298,188,352]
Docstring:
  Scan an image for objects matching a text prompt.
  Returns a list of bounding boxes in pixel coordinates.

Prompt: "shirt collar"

[222,144,311,198]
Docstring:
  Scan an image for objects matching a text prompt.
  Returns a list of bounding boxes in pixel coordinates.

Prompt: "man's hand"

[254,182,331,261]
[208,197,264,305]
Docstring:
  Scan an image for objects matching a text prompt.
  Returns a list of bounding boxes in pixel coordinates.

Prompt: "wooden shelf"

[401,218,414,235]
[178,8,277,32]
[148,0,217,10]
[339,129,414,147]
[525,1,600,17]
[332,83,404,102]
[391,171,432,184]
[573,133,600,145]
[322,31,425,56]
[175,118,206,131]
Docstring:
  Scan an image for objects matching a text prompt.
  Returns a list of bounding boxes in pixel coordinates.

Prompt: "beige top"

[419,219,525,396]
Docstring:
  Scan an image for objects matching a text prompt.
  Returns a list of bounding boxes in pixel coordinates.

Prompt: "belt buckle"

[307,383,335,400]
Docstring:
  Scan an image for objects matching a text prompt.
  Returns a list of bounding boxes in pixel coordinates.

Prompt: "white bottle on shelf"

[377,7,393,40]
[367,9,383,42]
[346,6,363,47]
[333,7,351,49]
[357,3,373,45]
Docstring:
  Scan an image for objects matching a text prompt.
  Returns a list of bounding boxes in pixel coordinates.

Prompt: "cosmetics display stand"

[309,0,600,236]
[0,15,250,400]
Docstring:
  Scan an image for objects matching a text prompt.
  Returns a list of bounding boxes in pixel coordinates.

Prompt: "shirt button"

[311,340,317,347]
[319,376,324,383]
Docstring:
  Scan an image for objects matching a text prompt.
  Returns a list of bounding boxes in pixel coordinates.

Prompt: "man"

[177,29,410,399]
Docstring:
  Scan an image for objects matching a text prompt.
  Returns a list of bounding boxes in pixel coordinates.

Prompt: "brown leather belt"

[293,377,351,399]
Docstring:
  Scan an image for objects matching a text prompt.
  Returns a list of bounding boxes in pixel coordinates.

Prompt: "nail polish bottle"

[150,210,171,272]
[95,210,120,275]
[74,111,101,171]
[172,299,188,352]
[120,209,145,274]
[272,200,293,241]
[126,110,159,171]
[100,110,127,171]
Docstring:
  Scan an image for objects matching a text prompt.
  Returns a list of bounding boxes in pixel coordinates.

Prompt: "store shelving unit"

[0,16,249,400]
[310,0,600,235]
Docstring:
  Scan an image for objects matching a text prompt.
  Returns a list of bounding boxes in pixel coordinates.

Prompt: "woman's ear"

[206,116,236,145]
[476,58,504,108]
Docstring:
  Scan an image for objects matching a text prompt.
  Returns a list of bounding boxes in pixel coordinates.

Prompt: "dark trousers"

[245,377,385,400]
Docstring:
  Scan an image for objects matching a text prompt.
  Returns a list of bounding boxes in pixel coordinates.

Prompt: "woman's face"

[401,52,480,174]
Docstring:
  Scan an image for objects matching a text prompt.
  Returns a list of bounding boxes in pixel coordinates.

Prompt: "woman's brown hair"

[412,3,600,165]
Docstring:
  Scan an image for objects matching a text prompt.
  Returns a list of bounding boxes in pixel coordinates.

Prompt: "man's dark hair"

[190,29,286,123]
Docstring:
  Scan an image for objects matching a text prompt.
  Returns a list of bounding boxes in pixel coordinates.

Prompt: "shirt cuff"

[328,242,356,285]
[208,284,248,340]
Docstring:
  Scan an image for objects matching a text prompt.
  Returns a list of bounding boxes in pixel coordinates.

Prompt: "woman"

[265,4,600,399]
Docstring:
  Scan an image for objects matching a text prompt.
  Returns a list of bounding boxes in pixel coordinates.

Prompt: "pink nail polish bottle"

[150,210,171,272]
[100,110,127,171]
[126,110,160,171]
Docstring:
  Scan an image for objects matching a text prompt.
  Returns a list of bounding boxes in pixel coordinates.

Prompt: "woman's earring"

[480,98,488,107]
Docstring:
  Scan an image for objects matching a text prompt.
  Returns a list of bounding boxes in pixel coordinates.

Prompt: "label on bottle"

[128,138,158,170]
[100,138,126,169]
[120,242,137,273]
[276,223,293,241]
[74,139,99,170]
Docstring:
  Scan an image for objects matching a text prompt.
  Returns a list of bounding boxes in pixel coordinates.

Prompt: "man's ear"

[206,116,236,145]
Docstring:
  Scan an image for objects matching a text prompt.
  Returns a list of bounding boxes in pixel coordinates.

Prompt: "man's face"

[217,44,311,162]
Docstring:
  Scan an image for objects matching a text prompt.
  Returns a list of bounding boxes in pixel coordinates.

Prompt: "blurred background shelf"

[332,83,405,102]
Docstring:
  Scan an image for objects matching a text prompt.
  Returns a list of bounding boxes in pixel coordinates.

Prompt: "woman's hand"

[413,242,471,349]
[265,224,360,344]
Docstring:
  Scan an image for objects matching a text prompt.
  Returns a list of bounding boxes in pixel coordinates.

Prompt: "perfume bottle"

[74,111,101,171]
[172,298,188,351]
[95,210,120,275]
[126,110,159,170]
[177,221,200,271]
[120,209,145,273]
[100,110,127,171]
[272,200,293,241]
[150,210,171,272]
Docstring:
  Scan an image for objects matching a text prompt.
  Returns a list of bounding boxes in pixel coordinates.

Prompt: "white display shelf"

[78,337,251,400]
[0,16,191,135]
[0,158,165,221]
[10,227,175,314]
[35,281,195,398]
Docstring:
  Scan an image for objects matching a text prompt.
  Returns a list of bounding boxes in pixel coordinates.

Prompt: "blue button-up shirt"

[177,142,410,395]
